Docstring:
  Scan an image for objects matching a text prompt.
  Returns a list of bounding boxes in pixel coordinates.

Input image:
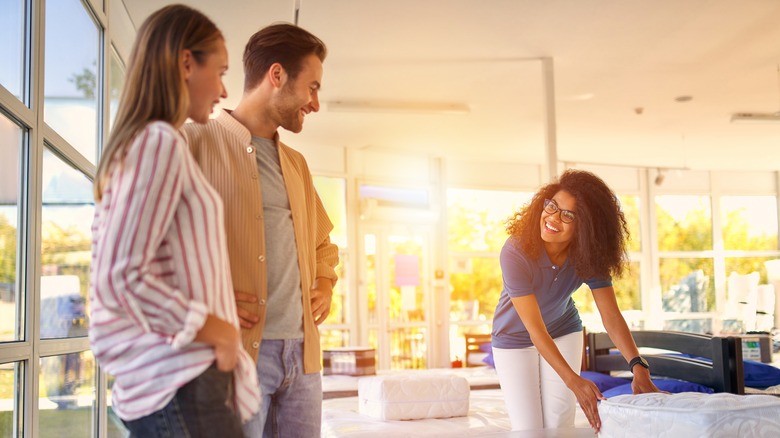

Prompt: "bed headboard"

[586,330,744,394]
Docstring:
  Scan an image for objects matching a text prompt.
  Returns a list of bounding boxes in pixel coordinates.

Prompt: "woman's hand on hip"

[196,314,241,372]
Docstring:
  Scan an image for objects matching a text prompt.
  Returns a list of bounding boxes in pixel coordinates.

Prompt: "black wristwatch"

[628,356,649,373]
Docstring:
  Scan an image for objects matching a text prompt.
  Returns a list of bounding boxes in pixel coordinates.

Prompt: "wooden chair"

[464,333,492,367]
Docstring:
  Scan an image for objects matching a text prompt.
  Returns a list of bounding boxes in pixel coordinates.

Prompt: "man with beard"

[182,23,339,437]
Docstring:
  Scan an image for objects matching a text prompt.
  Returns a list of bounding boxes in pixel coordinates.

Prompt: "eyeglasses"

[543,199,576,224]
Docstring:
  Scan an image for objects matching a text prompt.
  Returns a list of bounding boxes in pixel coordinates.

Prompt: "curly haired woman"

[491,169,660,433]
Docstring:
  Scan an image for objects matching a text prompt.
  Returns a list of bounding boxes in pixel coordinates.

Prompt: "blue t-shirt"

[491,237,612,349]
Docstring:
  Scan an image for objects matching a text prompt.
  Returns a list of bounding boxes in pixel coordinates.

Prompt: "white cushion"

[358,373,470,421]
[599,392,780,438]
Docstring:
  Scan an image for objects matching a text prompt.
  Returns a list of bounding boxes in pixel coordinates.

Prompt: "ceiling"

[122,0,780,171]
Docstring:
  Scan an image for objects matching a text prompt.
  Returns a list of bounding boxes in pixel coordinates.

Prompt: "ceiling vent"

[731,66,780,123]
[730,112,780,123]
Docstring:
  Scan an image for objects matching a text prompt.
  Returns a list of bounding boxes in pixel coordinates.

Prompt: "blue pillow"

[602,379,714,397]
[476,342,495,367]
[672,353,780,389]
[743,360,780,388]
[482,351,495,367]
[581,371,630,392]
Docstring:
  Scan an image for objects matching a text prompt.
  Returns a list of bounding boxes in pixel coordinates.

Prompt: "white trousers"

[492,331,583,431]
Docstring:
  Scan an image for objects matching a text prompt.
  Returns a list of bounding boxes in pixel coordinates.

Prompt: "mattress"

[323,388,593,438]
[358,373,470,420]
[599,392,780,438]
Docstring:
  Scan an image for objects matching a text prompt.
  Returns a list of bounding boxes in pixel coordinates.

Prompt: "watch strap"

[628,356,649,373]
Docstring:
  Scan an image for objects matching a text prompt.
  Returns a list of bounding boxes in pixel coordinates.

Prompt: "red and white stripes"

[89,121,259,422]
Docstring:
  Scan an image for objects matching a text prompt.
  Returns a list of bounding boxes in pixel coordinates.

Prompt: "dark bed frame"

[586,330,745,394]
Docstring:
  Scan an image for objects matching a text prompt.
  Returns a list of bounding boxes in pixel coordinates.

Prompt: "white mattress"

[324,389,509,437]
[358,374,469,420]
[599,392,780,438]
[322,388,592,437]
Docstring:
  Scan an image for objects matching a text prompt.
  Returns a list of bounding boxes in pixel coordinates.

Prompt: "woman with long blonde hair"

[90,5,259,436]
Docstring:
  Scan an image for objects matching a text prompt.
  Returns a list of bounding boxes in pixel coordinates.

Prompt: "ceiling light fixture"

[293,0,300,25]
[730,112,780,123]
[654,168,666,186]
[326,100,470,115]
[730,65,780,123]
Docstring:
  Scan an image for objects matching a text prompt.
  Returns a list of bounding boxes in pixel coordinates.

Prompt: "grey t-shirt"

[252,136,304,339]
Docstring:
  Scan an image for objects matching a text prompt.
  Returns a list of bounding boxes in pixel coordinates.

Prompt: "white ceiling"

[122,0,780,171]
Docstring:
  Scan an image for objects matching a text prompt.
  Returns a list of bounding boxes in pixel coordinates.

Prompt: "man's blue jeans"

[122,364,243,438]
[242,339,322,438]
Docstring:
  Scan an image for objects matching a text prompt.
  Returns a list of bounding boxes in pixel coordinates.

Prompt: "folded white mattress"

[599,392,780,438]
[358,373,470,420]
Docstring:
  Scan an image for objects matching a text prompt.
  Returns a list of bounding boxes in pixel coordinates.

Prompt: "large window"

[619,194,643,312]
[655,195,714,332]
[39,148,93,340]
[447,188,532,363]
[653,192,780,334]
[313,176,350,349]
[38,352,95,437]
[721,196,778,252]
[0,114,23,342]
[0,362,22,437]
[1,0,118,436]
[721,195,779,333]
[108,47,124,131]
[657,195,713,252]
[44,0,100,163]
[573,194,643,332]
[0,0,25,101]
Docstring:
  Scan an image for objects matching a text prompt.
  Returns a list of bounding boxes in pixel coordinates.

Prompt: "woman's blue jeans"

[122,364,244,438]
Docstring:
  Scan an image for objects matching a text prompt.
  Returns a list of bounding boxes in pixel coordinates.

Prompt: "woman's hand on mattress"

[631,368,665,394]
[569,374,606,432]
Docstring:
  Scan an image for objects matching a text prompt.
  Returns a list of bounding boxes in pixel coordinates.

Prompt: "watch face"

[630,356,649,372]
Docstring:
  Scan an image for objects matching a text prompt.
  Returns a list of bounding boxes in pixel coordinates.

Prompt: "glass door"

[360,226,433,370]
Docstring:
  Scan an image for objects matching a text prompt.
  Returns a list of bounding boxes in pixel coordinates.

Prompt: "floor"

[483,428,596,438]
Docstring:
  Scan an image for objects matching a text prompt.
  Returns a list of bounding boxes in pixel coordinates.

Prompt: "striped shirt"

[89,121,260,422]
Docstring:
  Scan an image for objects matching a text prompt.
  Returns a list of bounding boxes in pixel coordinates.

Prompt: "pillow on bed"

[673,353,780,388]
[581,371,630,392]
[602,378,714,397]
[479,343,495,367]
[743,360,780,388]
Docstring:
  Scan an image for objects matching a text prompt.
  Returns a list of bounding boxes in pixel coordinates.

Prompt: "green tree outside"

[0,214,16,288]
[448,191,778,335]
